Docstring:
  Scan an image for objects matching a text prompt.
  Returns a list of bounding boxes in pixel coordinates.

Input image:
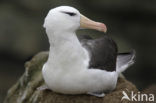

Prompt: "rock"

[3,52,138,103]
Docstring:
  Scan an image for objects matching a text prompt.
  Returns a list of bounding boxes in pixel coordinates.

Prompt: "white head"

[43,6,107,34]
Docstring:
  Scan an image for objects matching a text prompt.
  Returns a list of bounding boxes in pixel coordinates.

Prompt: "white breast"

[42,32,118,94]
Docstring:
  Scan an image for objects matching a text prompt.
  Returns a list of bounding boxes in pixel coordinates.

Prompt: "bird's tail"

[116,50,136,74]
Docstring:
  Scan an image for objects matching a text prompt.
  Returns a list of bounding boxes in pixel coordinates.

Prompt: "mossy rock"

[3,52,139,103]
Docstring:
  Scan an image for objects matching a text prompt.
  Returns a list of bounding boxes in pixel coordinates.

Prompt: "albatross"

[42,6,135,97]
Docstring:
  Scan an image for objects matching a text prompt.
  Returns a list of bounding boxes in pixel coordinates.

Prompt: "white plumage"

[42,6,135,97]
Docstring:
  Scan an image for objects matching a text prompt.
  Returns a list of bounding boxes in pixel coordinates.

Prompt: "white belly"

[42,64,118,94]
[42,36,118,94]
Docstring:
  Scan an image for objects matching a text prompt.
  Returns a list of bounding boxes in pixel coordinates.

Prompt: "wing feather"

[116,50,136,73]
[79,35,118,71]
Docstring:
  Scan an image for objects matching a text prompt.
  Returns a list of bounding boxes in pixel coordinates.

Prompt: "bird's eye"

[61,11,76,16]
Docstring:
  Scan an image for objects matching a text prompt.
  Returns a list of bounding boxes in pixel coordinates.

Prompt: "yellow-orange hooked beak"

[80,14,107,33]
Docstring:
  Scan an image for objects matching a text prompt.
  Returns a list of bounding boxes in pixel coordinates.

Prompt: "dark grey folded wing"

[79,35,118,71]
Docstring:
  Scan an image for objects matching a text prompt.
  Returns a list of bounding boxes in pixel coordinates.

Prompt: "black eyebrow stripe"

[60,11,76,16]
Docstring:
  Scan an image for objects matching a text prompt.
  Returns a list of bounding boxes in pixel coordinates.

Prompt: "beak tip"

[99,23,107,33]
